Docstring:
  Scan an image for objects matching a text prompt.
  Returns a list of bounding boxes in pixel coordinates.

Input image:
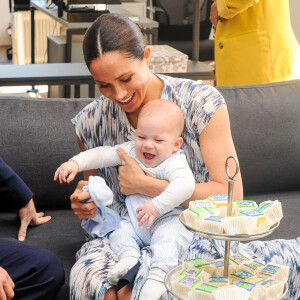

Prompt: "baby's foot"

[139,269,167,300]
[107,251,140,285]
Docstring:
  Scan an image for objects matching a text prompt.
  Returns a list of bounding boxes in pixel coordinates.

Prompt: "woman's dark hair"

[83,13,146,69]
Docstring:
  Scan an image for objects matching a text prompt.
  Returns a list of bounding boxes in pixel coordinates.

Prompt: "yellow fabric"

[214,0,300,86]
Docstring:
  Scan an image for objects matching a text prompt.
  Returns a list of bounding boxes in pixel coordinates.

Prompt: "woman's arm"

[69,137,98,220]
[181,104,243,208]
[215,0,259,19]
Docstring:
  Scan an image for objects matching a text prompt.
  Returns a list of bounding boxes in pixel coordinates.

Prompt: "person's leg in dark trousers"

[0,239,65,300]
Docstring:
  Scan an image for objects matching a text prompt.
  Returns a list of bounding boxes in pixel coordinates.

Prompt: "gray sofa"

[1,79,300,299]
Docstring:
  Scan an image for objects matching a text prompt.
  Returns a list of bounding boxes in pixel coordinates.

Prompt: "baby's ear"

[174,137,183,151]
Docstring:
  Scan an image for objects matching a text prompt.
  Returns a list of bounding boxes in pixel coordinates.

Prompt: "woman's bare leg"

[116,284,132,300]
[104,288,117,300]
[103,285,132,300]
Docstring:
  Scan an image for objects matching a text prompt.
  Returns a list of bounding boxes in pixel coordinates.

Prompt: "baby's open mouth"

[143,152,155,160]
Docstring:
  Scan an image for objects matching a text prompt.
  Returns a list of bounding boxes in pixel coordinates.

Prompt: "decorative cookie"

[171,274,201,299]
[205,276,230,287]
[235,200,257,213]
[229,271,257,284]
[239,209,267,228]
[189,199,217,211]
[182,207,215,229]
[230,253,251,267]
[235,281,265,300]
[255,278,285,300]
[238,259,265,274]
[191,283,219,300]
[211,259,236,276]
[208,194,228,208]
[183,257,208,268]
[183,258,217,275]
[177,267,210,282]
[197,216,224,234]
[257,263,289,282]
[255,200,283,225]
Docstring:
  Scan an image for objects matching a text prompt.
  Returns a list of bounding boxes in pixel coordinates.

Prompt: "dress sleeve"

[0,158,33,211]
[71,98,109,150]
[216,0,259,19]
[189,85,225,137]
[151,153,195,215]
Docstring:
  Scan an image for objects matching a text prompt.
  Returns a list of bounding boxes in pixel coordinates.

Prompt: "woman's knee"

[70,258,115,299]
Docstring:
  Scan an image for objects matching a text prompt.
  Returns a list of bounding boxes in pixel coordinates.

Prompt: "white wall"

[0,0,11,45]
[290,0,300,43]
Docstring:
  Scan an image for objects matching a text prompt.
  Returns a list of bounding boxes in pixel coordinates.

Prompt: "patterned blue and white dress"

[70,74,300,300]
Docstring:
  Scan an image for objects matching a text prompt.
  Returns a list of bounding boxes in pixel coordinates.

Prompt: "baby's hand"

[136,200,160,228]
[54,160,79,184]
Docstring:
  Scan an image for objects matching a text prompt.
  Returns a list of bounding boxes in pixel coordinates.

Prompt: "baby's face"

[135,114,181,168]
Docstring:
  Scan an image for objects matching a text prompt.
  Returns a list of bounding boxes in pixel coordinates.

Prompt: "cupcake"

[222,215,257,234]
[255,200,283,225]
[235,200,258,213]
[208,194,228,208]
[213,285,250,300]
[238,259,265,274]
[255,278,285,300]
[197,215,224,234]
[182,207,215,229]
[171,274,201,299]
[191,283,219,300]
[235,281,265,300]
[230,253,251,268]
[211,259,236,277]
[176,267,210,282]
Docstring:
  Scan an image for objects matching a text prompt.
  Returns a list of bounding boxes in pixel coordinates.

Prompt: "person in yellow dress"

[210,0,300,86]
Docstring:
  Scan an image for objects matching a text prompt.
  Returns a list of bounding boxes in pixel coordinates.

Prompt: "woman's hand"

[117,147,146,195]
[18,199,51,241]
[210,2,219,27]
[70,180,97,220]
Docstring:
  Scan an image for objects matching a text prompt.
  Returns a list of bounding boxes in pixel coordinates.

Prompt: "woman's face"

[89,49,151,114]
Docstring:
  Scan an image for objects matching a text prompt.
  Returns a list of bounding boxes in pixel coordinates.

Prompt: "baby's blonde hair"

[138,99,184,137]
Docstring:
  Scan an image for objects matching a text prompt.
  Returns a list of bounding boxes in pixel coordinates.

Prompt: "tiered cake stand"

[165,156,288,300]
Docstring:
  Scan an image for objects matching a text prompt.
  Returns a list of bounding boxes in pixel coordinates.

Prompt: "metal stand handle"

[223,156,240,277]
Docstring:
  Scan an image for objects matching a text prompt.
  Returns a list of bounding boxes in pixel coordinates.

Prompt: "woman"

[69,14,300,300]
[210,0,300,86]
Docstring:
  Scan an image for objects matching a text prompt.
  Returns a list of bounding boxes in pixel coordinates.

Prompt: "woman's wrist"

[136,175,168,198]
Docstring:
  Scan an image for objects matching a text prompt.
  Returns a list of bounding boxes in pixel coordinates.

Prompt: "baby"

[54,99,195,299]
